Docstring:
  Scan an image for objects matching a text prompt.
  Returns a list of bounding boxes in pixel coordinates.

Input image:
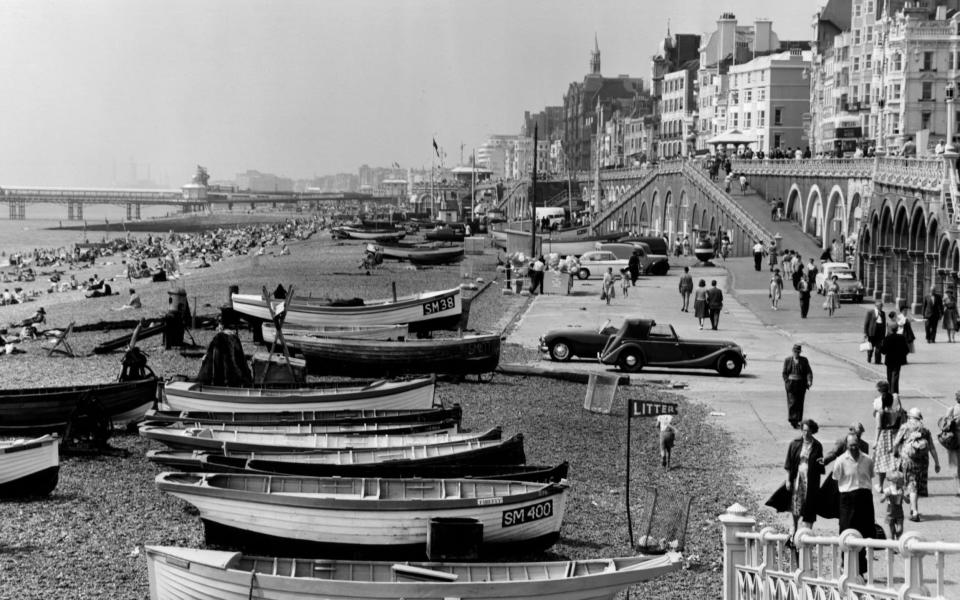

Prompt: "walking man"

[706,280,724,330]
[782,344,813,428]
[627,250,641,286]
[882,320,909,394]
[752,240,765,272]
[678,266,694,312]
[922,285,943,343]
[832,433,876,578]
[863,300,887,364]
[798,277,811,318]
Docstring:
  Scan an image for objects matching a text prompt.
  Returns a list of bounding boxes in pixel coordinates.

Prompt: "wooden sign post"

[625,398,678,547]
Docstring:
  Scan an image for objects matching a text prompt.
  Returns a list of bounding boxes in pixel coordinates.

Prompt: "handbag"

[938,415,960,451]
[859,341,873,352]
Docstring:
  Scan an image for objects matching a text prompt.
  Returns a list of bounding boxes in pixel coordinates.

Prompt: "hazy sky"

[0,0,818,187]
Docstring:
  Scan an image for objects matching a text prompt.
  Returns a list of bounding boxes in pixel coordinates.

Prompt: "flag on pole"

[432,138,440,157]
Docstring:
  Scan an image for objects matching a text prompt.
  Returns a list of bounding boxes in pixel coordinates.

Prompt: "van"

[535,207,566,228]
[620,236,668,257]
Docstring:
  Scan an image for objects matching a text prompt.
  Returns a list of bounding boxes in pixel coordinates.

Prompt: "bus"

[821,115,864,157]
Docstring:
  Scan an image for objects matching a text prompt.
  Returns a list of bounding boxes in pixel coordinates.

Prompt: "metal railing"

[682,163,771,242]
[720,504,960,600]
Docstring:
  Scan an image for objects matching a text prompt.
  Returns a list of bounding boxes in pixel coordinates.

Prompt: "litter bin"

[426,517,483,560]
[163,310,184,349]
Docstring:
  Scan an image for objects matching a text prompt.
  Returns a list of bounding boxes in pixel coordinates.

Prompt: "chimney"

[753,19,772,54]
[717,13,737,65]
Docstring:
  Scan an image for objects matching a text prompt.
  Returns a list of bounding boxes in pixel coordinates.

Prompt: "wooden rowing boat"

[142,404,462,428]
[141,418,459,436]
[155,473,569,553]
[145,433,527,474]
[0,377,158,434]
[140,424,501,453]
[146,546,681,600]
[335,226,406,242]
[289,333,501,377]
[0,434,59,497]
[261,322,408,342]
[160,376,436,413]
[231,286,462,331]
[380,245,464,265]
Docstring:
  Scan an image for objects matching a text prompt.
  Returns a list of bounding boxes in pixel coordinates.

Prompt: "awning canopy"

[706,129,758,145]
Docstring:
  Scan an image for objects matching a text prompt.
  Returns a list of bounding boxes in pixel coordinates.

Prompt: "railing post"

[719,502,756,600]
[837,528,864,592]
[900,531,932,598]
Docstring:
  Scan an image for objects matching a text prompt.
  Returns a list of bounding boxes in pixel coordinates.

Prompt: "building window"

[864,83,871,101]
[745,89,752,102]
[866,26,872,42]
[892,83,901,100]
[893,53,902,70]
[774,107,783,125]
[759,110,766,126]
[730,90,739,105]
[732,113,739,127]
[759,88,766,101]
[923,51,934,71]
[774,133,783,148]
[853,57,860,72]
[854,30,861,45]
[866,56,872,70]
[855,2,862,17]
[921,111,931,130]
[745,112,752,128]
[922,82,933,101]
[867,0,873,12]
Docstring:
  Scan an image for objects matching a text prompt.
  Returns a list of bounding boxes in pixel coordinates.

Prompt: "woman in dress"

[942,290,959,343]
[693,279,709,330]
[897,306,916,358]
[825,275,840,317]
[601,267,615,305]
[893,408,941,521]
[784,419,824,538]
[943,391,960,496]
[770,269,784,310]
[873,380,902,489]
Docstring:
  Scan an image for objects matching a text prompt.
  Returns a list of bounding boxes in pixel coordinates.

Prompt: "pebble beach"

[0,216,753,599]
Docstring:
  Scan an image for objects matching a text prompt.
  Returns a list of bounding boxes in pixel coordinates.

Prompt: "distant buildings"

[235,170,294,193]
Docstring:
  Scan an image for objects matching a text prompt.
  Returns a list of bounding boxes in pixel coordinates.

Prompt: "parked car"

[596,242,670,276]
[599,318,746,376]
[539,320,619,362]
[617,237,670,274]
[815,262,865,303]
[575,251,629,280]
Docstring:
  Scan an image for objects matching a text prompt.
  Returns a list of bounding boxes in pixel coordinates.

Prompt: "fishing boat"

[142,404,462,428]
[424,224,466,242]
[380,245,465,265]
[231,286,463,332]
[140,418,459,436]
[335,226,406,242]
[146,546,681,600]
[261,322,407,343]
[145,433,527,475]
[0,434,59,497]
[289,333,501,377]
[161,376,436,413]
[155,473,569,553]
[140,424,501,453]
[0,377,159,434]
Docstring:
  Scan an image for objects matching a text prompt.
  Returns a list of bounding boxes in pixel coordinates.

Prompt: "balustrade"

[720,504,960,600]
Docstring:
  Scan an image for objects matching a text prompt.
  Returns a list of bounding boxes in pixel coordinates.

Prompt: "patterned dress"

[791,441,813,519]
[896,422,935,497]
[826,281,840,311]
[873,395,899,474]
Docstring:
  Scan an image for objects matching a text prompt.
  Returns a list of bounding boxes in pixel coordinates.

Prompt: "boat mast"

[593,97,602,227]
[531,123,539,259]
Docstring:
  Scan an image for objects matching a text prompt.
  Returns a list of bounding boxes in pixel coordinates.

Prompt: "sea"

[0,204,176,258]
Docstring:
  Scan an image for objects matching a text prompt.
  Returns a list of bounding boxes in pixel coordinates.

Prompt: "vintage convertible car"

[599,318,746,376]
[539,320,620,362]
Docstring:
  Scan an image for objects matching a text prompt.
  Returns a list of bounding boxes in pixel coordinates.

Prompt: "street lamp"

[946,82,958,155]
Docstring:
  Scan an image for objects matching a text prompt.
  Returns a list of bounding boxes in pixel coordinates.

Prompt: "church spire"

[590,34,601,75]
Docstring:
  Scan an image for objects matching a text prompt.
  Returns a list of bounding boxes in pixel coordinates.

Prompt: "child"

[620,268,630,298]
[656,414,676,469]
[880,470,905,540]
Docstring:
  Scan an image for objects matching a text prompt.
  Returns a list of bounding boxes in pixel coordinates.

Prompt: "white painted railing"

[720,503,960,600]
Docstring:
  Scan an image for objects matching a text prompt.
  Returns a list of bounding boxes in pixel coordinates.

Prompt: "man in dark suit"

[863,300,886,364]
[921,285,943,343]
[782,344,813,428]
[706,280,724,330]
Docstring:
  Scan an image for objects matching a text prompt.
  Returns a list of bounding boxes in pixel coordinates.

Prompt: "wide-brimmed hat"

[908,407,923,420]
[850,422,865,434]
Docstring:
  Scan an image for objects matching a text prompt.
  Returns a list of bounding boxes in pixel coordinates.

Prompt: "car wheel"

[854,295,863,303]
[618,350,644,373]
[577,268,590,280]
[548,341,572,362]
[653,262,669,276]
[717,353,743,377]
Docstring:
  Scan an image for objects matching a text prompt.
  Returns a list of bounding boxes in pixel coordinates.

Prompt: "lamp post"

[945,82,957,155]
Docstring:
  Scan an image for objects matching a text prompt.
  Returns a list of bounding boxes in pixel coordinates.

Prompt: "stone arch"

[848,193,863,241]
[679,191,690,236]
[927,218,939,255]
[663,191,675,239]
[638,201,649,234]
[938,236,951,271]
[909,205,926,253]
[804,186,824,243]
[651,190,662,234]
[892,203,910,250]
[878,202,895,248]
[823,185,846,249]
[785,185,804,223]
[630,205,637,232]
[868,211,881,254]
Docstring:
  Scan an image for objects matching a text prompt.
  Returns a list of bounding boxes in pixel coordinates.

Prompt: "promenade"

[503,254,960,589]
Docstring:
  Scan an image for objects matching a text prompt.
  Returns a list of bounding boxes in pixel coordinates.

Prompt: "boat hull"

[0,435,59,497]
[161,377,436,413]
[0,378,158,434]
[146,546,682,600]
[261,323,408,342]
[156,474,568,555]
[142,405,462,428]
[291,334,501,377]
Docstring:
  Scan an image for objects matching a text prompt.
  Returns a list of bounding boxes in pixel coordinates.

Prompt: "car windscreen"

[831,270,856,279]
[648,324,676,339]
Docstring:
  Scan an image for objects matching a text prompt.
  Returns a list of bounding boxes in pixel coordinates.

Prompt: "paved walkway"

[503,254,960,590]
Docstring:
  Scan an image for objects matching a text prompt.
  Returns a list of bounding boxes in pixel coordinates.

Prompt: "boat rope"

[248,572,258,600]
